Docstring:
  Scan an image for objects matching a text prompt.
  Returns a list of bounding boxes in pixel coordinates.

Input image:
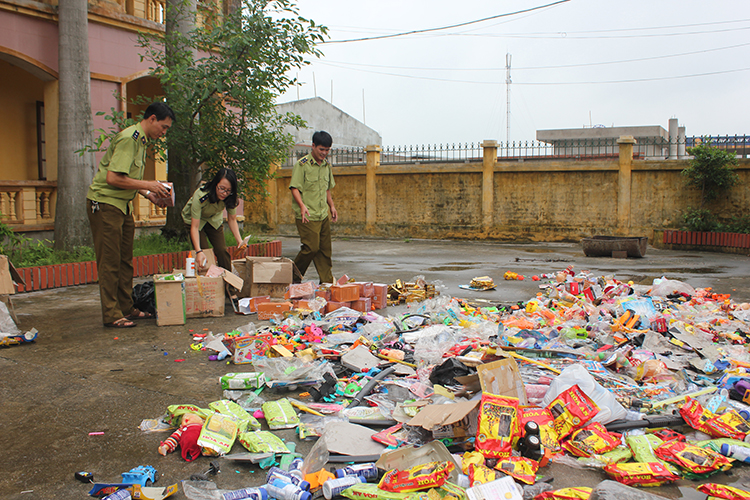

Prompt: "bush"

[682,207,718,232]
[718,215,750,234]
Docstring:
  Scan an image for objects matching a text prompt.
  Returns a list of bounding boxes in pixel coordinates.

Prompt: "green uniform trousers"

[184,223,231,271]
[87,200,135,324]
[294,217,333,284]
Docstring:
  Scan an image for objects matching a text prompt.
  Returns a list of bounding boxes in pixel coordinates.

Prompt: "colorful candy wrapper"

[475,394,521,458]
[603,462,679,487]
[494,456,539,485]
[654,440,733,478]
[209,399,261,433]
[378,461,455,493]
[461,451,485,474]
[534,487,593,500]
[467,464,505,486]
[679,397,722,437]
[238,430,289,454]
[165,404,210,426]
[599,446,633,465]
[696,483,750,500]
[563,422,620,457]
[545,385,599,439]
[197,412,239,456]
[342,482,431,500]
[706,410,750,441]
[261,398,300,430]
[520,406,561,452]
[625,434,681,476]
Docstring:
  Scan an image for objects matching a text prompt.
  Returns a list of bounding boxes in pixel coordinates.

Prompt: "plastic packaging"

[541,364,627,424]
[186,255,196,277]
[265,479,311,500]
[288,458,304,480]
[222,487,268,500]
[267,467,311,491]
[102,490,131,500]
[334,463,379,480]
[720,443,750,463]
[322,476,366,500]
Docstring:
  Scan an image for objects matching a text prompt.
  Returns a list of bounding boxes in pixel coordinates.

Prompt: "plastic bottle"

[223,487,268,500]
[266,467,311,491]
[334,463,378,480]
[287,457,304,480]
[322,476,365,500]
[720,443,750,463]
[186,252,196,277]
[265,479,311,500]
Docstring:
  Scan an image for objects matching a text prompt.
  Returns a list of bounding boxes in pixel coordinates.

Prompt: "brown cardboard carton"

[153,274,186,326]
[325,301,349,314]
[0,255,23,295]
[331,284,360,302]
[476,357,527,404]
[257,301,292,320]
[372,283,388,309]
[351,297,372,312]
[184,275,224,318]
[232,257,292,299]
[407,400,480,439]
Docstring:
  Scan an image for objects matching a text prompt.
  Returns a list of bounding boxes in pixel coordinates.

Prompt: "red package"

[697,483,750,500]
[371,423,405,447]
[535,487,593,500]
[475,394,521,458]
[706,410,750,441]
[679,397,722,437]
[562,422,621,457]
[604,462,679,487]
[520,407,561,452]
[467,463,504,486]
[545,385,599,439]
[651,429,685,443]
[654,440,733,475]
[494,455,539,485]
[378,461,454,493]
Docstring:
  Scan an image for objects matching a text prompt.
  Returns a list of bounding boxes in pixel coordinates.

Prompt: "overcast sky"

[276,0,749,146]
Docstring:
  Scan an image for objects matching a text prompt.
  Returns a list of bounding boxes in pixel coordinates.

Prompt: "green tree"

[141,0,327,236]
[682,143,740,208]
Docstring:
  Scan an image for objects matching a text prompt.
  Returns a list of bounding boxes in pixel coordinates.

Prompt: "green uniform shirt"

[181,186,237,230]
[289,153,335,221]
[86,123,148,214]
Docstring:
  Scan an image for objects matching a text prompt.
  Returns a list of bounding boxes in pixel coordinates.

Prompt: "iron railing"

[282,147,366,167]
[380,143,482,164]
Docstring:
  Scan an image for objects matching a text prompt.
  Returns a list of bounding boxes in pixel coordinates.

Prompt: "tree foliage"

[682,143,740,208]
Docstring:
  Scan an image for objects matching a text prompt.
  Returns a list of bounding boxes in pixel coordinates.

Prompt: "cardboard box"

[236,295,271,314]
[372,283,388,309]
[153,274,186,326]
[232,257,292,299]
[153,181,175,207]
[351,297,372,312]
[184,275,224,318]
[220,372,266,388]
[353,281,375,298]
[407,399,480,439]
[288,281,315,299]
[326,301,349,314]
[331,283,360,302]
[315,289,331,301]
[476,357,527,404]
[257,301,292,320]
[0,255,23,295]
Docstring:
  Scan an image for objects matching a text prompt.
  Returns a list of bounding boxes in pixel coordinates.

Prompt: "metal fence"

[280,135,750,167]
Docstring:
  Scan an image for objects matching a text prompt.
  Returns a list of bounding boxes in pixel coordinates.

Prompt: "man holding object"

[289,131,337,284]
[86,102,175,328]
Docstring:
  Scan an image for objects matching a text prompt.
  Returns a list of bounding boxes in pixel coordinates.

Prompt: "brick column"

[481,140,497,232]
[616,135,636,235]
[365,145,381,234]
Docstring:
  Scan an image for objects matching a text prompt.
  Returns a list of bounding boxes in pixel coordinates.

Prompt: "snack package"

[165,404,210,426]
[545,385,599,439]
[625,434,662,463]
[679,397,721,437]
[650,428,685,443]
[534,487,593,500]
[379,461,455,493]
[467,464,505,487]
[706,410,750,441]
[696,483,750,500]
[197,412,239,456]
[654,440,733,478]
[461,451,486,474]
[475,394,521,458]
[342,482,431,500]
[372,423,407,447]
[603,462,679,487]
[563,422,620,457]
[219,372,266,390]
[520,407,561,452]
[238,430,290,454]
[209,399,261,433]
[599,446,633,465]
[261,398,300,430]
[494,456,539,485]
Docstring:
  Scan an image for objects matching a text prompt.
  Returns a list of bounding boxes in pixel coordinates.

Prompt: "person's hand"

[148,180,170,199]
[237,237,248,250]
[196,251,207,267]
[147,192,167,208]
[300,205,310,223]
[330,206,338,223]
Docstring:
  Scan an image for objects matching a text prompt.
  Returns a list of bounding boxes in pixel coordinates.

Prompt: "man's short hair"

[144,101,176,122]
[312,131,332,148]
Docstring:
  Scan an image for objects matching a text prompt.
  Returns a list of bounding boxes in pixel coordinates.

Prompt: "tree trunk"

[55,0,96,250]
[163,0,198,239]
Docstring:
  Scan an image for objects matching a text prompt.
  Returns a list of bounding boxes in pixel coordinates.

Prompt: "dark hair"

[312,131,332,148]
[201,168,238,209]
[144,101,176,122]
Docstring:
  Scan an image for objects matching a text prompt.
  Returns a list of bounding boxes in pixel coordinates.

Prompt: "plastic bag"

[541,364,627,424]
[649,278,696,297]
[0,301,19,334]
[429,358,472,386]
[132,281,156,315]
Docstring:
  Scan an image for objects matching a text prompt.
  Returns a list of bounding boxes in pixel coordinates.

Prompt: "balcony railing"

[0,181,56,228]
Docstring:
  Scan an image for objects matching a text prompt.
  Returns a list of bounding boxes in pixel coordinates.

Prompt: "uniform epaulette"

[300,157,308,164]
[199,193,211,203]
[132,130,140,141]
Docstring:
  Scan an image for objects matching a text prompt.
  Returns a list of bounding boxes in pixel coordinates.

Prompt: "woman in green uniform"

[182,168,245,271]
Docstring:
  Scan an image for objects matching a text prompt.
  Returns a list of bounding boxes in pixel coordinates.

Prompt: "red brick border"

[662,230,750,250]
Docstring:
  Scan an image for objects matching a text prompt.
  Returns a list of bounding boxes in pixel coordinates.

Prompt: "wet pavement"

[1,236,749,499]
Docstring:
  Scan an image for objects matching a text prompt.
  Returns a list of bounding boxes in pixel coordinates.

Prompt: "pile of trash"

[136,268,750,500]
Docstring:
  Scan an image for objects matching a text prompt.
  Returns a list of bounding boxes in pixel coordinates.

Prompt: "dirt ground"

[1,237,749,499]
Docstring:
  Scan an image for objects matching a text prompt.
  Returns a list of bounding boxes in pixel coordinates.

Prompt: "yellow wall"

[0,59,47,181]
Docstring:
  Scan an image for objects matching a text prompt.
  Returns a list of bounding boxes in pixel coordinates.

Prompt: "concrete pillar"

[668,117,678,159]
[617,136,636,235]
[678,126,686,158]
[481,140,497,232]
[365,145,381,234]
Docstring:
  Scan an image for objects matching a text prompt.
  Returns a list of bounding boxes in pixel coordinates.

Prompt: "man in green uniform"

[290,131,337,284]
[86,102,175,328]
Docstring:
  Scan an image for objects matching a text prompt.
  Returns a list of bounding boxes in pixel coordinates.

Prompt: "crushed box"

[407,399,480,439]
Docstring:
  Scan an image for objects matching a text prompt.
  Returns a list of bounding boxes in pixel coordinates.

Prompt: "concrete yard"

[1,236,749,499]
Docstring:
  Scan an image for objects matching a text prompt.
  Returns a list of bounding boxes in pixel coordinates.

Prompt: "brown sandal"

[127,308,155,320]
[104,317,137,328]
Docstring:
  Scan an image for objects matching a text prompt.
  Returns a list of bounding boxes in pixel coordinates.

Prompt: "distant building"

[276,97,382,148]
[536,118,687,160]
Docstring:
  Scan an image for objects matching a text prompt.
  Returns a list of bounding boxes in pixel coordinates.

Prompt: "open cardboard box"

[0,255,24,295]
[231,256,292,299]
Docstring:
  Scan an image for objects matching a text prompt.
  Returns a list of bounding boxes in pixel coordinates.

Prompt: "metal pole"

[506,53,512,144]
